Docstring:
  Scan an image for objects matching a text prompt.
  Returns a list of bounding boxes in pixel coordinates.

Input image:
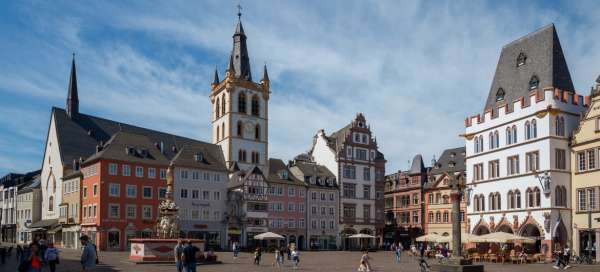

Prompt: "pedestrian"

[395,242,403,263]
[80,235,97,272]
[279,246,285,265]
[44,242,60,272]
[174,239,185,272]
[253,247,262,265]
[18,242,43,272]
[287,245,291,260]
[553,244,565,269]
[16,244,23,260]
[563,243,572,269]
[233,241,240,259]
[273,248,282,268]
[358,250,371,272]
[38,238,47,259]
[182,240,199,272]
[291,246,300,269]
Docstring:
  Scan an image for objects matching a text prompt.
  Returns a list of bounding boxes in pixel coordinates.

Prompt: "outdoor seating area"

[415,232,550,265]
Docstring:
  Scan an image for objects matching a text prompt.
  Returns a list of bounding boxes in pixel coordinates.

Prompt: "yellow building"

[571,77,600,262]
[424,147,469,236]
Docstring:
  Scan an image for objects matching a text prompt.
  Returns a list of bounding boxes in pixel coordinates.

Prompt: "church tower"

[210,11,270,173]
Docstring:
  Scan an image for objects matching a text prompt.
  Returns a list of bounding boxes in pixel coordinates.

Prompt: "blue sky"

[1,0,599,176]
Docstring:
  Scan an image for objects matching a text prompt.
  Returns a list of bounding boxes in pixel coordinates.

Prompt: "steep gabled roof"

[429,147,466,176]
[171,143,227,172]
[51,107,222,169]
[484,24,574,111]
[409,154,425,175]
[267,158,304,185]
[83,132,171,166]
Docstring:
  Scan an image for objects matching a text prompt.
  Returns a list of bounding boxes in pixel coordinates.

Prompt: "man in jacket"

[79,235,97,271]
[174,239,185,272]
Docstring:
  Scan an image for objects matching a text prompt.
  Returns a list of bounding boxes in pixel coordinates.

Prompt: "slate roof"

[326,124,352,153]
[0,170,41,188]
[484,24,574,111]
[171,143,227,172]
[228,165,267,189]
[267,158,304,185]
[84,132,171,166]
[51,107,223,169]
[429,147,466,176]
[232,19,252,81]
[18,175,41,194]
[409,154,425,175]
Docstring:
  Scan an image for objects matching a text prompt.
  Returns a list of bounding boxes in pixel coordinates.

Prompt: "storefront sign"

[194,224,208,229]
[246,227,267,233]
[192,202,210,207]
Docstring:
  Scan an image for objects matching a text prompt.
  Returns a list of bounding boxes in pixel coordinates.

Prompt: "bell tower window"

[238,92,247,113]
[237,121,243,137]
[251,95,260,116]
[255,124,260,140]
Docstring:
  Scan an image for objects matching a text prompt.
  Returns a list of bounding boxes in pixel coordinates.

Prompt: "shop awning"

[48,225,63,234]
[28,219,58,229]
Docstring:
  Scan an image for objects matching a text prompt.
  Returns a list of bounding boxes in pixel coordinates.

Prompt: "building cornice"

[465,135,568,160]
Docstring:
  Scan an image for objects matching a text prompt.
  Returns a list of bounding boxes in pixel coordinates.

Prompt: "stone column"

[451,190,462,257]
[596,230,600,264]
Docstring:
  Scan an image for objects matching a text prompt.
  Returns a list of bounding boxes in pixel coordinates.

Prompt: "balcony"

[341,217,375,224]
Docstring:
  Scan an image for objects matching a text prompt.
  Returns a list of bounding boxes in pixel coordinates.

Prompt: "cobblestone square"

[2,249,599,272]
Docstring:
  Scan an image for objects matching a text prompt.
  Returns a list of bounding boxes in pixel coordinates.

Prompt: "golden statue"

[156,163,180,239]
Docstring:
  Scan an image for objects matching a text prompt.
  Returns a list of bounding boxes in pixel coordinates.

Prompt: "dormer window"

[358,122,364,128]
[281,171,289,180]
[496,88,505,102]
[517,52,527,67]
[194,153,203,162]
[529,75,539,90]
[449,162,455,168]
[450,153,455,158]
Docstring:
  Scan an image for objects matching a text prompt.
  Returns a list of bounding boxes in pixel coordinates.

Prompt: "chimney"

[172,145,177,153]
[73,159,80,171]
[95,145,102,153]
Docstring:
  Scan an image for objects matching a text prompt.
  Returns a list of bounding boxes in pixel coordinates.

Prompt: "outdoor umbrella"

[469,232,535,243]
[349,233,376,249]
[416,233,442,242]
[437,233,474,243]
[254,232,285,240]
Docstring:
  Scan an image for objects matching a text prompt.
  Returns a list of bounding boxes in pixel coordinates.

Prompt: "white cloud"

[1,1,600,176]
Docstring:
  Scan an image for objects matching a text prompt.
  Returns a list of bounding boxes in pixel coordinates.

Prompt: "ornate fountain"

[129,164,204,263]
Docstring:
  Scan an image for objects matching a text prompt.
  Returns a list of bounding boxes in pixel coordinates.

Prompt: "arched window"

[527,188,534,208]
[474,136,480,153]
[436,211,441,223]
[496,193,501,210]
[562,186,567,207]
[515,190,521,208]
[251,95,260,116]
[532,119,537,138]
[512,125,518,143]
[555,116,566,136]
[443,211,449,223]
[238,149,243,162]
[238,92,247,113]
[221,123,225,140]
[48,196,54,211]
[506,127,512,145]
[489,132,494,150]
[480,194,485,211]
[429,212,434,223]
[489,193,495,210]
[216,125,220,140]
[255,124,260,140]
[494,131,499,148]
[474,195,479,211]
[221,94,226,116]
[436,193,441,204]
[237,121,243,137]
[507,191,514,209]
[479,136,484,153]
[534,187,541,207]
[525,121,531,140]
[529,75,539,90]
[555,186,563,206]
[216,97,220,118]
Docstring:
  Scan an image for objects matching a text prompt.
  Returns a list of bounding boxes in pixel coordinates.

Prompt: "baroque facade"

[465,24,588,256]
[310,114,386,250]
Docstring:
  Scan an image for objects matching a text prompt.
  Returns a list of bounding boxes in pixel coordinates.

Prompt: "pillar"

[596,230,600,264]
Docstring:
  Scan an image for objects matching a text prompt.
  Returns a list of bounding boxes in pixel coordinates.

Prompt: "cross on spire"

[237,4,242,20]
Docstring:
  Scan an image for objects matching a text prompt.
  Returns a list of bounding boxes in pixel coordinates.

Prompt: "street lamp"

[533,170,551,196]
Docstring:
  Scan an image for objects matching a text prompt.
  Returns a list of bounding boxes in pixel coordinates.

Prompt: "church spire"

[261,64,269,82]
[212,67,220,86]
[66,53,79,118]
[231,6,252,81]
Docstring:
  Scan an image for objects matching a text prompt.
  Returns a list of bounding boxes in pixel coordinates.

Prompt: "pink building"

[267,159,307,250]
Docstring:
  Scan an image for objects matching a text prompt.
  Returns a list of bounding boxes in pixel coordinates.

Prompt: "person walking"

[44,242,60,272]
[18,242,43,272]
[80,235,97,272]
[253,247,262,265]
[563,243,572,269]
[273,248,282,268]
[395,243,403,263]
[182,240,199,272]
[0,244,6,265]
[358,251,372,272]
[16,244,23,261]
[232,242,239,259]
[291,246,300,269]
[174,239,185,272]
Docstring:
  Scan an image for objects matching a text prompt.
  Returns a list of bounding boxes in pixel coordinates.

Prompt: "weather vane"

[237,4,242,20]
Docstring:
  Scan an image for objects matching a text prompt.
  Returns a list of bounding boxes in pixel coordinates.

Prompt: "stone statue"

[155,163,180,239]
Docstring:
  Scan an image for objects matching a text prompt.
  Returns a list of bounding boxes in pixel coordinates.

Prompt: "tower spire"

[261,64,269,82]
[231,6,251,81]
[66,53,79,118]
[212,66,220,86]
